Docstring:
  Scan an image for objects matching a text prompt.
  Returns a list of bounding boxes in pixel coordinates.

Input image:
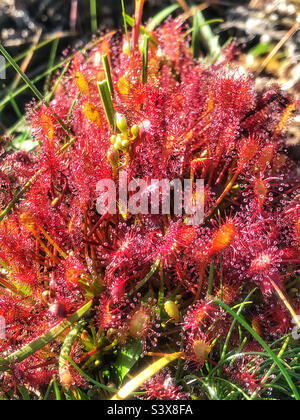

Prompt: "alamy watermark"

[0,55,6,80]
[96,170,204,226]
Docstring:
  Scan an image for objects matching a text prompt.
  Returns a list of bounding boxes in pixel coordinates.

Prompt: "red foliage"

[0,15,298,397]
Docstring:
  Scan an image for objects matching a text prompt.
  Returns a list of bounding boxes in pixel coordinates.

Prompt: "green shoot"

[142,34,150,84]
[97,80,116,132]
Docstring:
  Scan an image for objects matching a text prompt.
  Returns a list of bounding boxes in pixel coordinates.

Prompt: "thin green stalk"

[212,377,251,400]
[125,15,158,47]
[0,168,43,223]
[0,36,62,75]
[0,61,60,111]
[0,37,106,113]
[128,258,160,296]
[43,379,54,400]
[102,54,114,97]
[121,0,130,51]
[215,298,300,400]
[66,355,118,393]
[158,260,165,317]
[5,87,22,119]
[220,290,256,367]
[192,10,201,59]
[97,80,116,132]
[90,0,98,34]
[192,9,221,60]
[147,4,180,31]
[45,61,70,103]
[45,38,59,93]
[0,44,44,103]
[207,261,214,296]
[250,336,291,400]
[0,300,93,371]
[219,255,224,301]
[142,34,150,84]
[0,44,72,138]
[59,320,86,385]
[53,377,61,400]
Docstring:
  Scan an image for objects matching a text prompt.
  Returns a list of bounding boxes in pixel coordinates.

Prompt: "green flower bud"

[131,124,140,140]
[116,113,128,136]
[110,134,117,145]
[121,139,130,149]
[129,310,150,339]
[114,135,123,150]
[164,300,180,322]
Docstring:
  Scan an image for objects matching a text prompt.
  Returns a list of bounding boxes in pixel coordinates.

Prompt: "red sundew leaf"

[0,13,299,398]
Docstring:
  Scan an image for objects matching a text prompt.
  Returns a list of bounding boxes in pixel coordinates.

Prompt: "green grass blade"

[142,34,150,84]
[0,36,63,76]
[192,10,202,59]
[147,4,180,31]
[250,336,291,399]
[121,0,131,51]
[53,377,62,400]
[18,385,31,400]
[90,0,98,34]
[0,44,44,103]
[5,87,22,119]
[45,61,70,103]
[212,377,251,400]
[45,38,59,93]
[215,298,300,400]
[43,379,54,400]
[0,168,43,223]
[220,289,256,367]
[207,261,214,296]
[102,54,114,97]
[128,258,160,296]
[66,355,118,393]
[0,300,93,371]
[125,14,158,47]
[192,10,221,60]
[59,320,86,386]
[115,339,143,383]
[0,37,106,113]
[97,80,116,132]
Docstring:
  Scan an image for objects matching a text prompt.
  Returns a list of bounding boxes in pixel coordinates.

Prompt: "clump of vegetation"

[0,0,299,400]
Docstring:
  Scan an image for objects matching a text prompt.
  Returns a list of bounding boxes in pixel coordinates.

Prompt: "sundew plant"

[0,0,299,401]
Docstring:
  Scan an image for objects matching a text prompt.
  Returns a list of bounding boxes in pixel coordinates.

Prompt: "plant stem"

[121,0,131,51]
[59,320,86,384]
[269,277,300,330]
[129,259,160,296]
[142,34,150,84]
[90,0,98,34]
[97,80,116,132]
[0,300,93,371]
[207,261,215,296]
[250,336,290,400]
[195,260,207,301]
[215,298,300,400]
[102,54,114,97]
[0,168,43,223]
[132,0,145,50]
[0,44,44,102]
